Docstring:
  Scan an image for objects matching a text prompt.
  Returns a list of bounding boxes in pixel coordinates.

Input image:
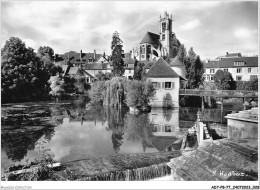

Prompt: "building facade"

[131,11,180,61]
[146,58,185,108]
[203,53,258,81]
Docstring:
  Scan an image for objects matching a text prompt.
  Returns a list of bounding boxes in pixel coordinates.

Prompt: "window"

[162,22,166,33]
[237,68,241,73]
[248,68,251,73]
[250,75,258,80]
[211,75,213,81]
[236,76,242,81]
[165,125,172,132]
[162,34,165,41]
[86,77,89,83]
[151,124,160,132]
[165,82,172,89]
[206,75,210,81]
[234,61,245,66]
[129,69,131,73]
[210,69,215,74]
[147,45,151,54]
[223,69,228,72]
[152,82,160,89]
[141,55,145,58]
[89,57,93,62]
[141,45,145,54]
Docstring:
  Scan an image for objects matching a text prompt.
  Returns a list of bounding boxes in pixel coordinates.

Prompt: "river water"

[1,97,237,172]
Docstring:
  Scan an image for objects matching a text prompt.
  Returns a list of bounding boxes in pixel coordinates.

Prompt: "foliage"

[95,71,112,81]
[177,44,187,63]
[125,80,155,108]
[48,75,65,100]
[2,139,55,181]
[1,37,62,103]
[162,93,174,108]
[103,77,127,107]
[111,31,125,76]
[184,48,204,89]
[63,76,77,93]
[236,79,258,91]
[213,70,236,90]
[89,80,106,104]
[73,70,91,94]
[133,59,145,81]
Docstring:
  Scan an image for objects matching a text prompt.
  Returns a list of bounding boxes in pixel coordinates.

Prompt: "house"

[62,65,94,84]
[203,53,258,81]
[145,58,186,107]
[54,50,107,66]
[131,11,181,61]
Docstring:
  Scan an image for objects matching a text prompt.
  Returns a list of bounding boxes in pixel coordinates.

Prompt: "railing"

[179,89,258,97]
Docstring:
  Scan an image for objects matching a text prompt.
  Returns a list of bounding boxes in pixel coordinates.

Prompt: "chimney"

[94,49,96,60]
[226,52,228,56]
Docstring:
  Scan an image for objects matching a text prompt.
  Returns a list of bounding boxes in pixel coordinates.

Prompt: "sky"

[1,1,258,60]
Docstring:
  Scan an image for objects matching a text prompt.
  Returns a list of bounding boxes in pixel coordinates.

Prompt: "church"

[131,11,181,61]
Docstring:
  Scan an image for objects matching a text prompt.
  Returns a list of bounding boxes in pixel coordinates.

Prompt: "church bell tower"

[159,11,174,58]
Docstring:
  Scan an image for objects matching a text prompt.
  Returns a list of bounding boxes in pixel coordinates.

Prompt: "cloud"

[179,19,201,31]
[234,28,257,39]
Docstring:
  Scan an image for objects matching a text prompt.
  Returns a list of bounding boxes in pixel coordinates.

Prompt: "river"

[1,97,239,172]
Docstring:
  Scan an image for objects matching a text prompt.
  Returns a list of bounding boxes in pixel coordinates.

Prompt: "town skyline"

[1,1,258,60]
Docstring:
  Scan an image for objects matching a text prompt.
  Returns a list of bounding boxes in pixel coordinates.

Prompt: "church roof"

[146,58,180,78]
[169,57,185,67]
[140,32,160,47]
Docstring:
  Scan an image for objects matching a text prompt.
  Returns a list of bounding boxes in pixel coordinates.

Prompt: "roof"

[140,32,160,47]
[226,52,242,57]
[169,57,185,67]
[124,53,131,59]
[143,60,157,69]
[146,58,181,78]
[204,56,258,68]
[84,63,110,70]
[55,51,102,64]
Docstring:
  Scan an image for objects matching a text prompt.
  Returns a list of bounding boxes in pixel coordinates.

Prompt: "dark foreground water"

[1,98,236,172]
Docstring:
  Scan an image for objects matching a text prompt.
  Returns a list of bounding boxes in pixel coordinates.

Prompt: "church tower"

[159,11,179,58]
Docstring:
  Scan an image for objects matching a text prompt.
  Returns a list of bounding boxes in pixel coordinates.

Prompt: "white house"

[146,58,185,107]
[203,53,258,81]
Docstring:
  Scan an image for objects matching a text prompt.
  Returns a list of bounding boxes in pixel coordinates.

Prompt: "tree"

[95,71,112,81]
[111,31,125,76]
[177,44,187,63]
[48,75,65,101]
[185,48,204,89]
[1,37,49,102]
[73,70,91,94]
[213,70,236,90]
[125,80,155,109]
[133,59,145,80]
[37,46,62,77]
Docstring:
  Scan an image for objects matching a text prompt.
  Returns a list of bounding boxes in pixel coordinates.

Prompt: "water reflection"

[1,100,232,171]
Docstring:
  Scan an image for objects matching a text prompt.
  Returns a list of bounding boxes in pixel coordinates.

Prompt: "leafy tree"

[89,81,106,104]
[1,37,49,102]
[133,59,145,81]
[125,80,155,108]
[177,44,187,63]
[213,70,236,90]
[48,75,65,101]
[73,70,91,94]
[185,48,204,89]
[37,46,62,77]
[95,71,112,81]
[111,31,125,76]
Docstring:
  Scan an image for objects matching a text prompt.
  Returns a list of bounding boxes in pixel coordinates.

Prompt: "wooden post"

[201,96,204,109]
[221,97,223,110]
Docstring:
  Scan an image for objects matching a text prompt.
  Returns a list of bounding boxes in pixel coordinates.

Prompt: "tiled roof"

[204,56,258,68]
[169,57,185,67]
[140,32,160,47]
[143,60,157,69]
[146,58,180,78]
[55,51,102,64]
[84,63,110,70]
[124,53,131,59]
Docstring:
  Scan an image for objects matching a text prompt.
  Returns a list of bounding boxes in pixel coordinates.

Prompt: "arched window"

[141,45,145,54]
[147,45,151,54]
[162,22,166,33]
[89,57,93,62]
[153,50,158,57]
